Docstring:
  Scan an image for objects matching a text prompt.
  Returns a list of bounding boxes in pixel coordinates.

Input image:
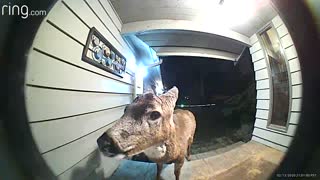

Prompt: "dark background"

[159,48,257,154]
[161,49,254,105]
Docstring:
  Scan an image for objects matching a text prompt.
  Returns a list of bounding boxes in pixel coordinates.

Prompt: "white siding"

[249,41,262,54]
[57,149,100,180]
[249,34,258,44]
[252,136,287,152]
[255,68,269,80]
[26,0,133,178]
[289,112,301,125]
[30,106,125,153]
[288,58,301,72]
[291,99,302,112]
[271,15,283,28]
[251,50,265,62]
[63,0,123,54]
[42,124,111,175]
[253,128,293,147]
[48,2,89,43]
[281,34,294,49]
[285,45,298,60]
[57,150,120,180]
[276,24,289,38]
[256,89,270,99]
[256,109,269,119]
[256,100,270,109]
[26,51,133,94]
[256,79,270,89]
[254,119,297,137]
[291,71,303,85]
[253,59,267,71]
[100,0,123,31]
[292,85,303,98]
[26,87,131,122]
[249,15,303,152]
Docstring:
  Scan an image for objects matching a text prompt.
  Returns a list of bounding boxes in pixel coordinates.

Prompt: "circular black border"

[270,0,320,177]
[4,0,57,179]
[2,0,320,179]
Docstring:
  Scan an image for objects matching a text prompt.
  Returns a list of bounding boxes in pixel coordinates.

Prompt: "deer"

[97,87,196,180]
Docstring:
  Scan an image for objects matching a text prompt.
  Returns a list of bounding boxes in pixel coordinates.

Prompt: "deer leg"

[156,163,163,180]
[186,137,193,161]
[174,159,184,180]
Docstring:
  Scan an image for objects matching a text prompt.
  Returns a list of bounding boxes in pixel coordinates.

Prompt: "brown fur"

[152,109,196,180]
[104,87,196,180]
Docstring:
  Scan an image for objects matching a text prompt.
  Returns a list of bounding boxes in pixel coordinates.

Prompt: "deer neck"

[163,114,179,155]
[144,115,177,160]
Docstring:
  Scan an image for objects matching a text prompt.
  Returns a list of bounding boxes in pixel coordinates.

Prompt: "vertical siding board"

[250,15,303,152]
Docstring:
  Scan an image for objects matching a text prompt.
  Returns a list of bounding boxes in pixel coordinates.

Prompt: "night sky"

[159,49,256,153]
[160,49,254,105]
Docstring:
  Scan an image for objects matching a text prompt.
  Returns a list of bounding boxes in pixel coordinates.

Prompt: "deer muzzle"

[97,132,123,157]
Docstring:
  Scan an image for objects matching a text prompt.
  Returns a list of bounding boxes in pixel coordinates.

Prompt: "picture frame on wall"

[82,27,126,78]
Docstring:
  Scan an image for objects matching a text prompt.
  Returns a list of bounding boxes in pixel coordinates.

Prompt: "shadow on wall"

[107,160,170,180]
[68,149,120,180]
[69,150,168,180]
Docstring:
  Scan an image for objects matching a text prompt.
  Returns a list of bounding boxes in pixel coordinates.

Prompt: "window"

[259,25,290,130]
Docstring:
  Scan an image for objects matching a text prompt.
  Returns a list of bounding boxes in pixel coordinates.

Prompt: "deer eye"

[150,111,161,120]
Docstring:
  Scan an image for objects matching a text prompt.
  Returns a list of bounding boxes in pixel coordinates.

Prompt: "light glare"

[155,80,164,95]
[136,65,148,78]
[194,0,266,28]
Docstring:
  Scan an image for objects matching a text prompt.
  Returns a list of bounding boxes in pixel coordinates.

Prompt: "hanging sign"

[82,27,126,77]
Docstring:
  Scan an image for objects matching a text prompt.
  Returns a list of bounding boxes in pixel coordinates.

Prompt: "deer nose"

[97,132,121,157]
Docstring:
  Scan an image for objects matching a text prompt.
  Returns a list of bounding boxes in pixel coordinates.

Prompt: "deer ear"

[159,86,179,107]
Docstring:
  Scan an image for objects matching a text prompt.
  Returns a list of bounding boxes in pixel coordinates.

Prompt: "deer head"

[97,86,179,158]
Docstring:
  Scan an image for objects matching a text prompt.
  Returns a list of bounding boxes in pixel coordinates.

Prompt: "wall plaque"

[82,27,126,77]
